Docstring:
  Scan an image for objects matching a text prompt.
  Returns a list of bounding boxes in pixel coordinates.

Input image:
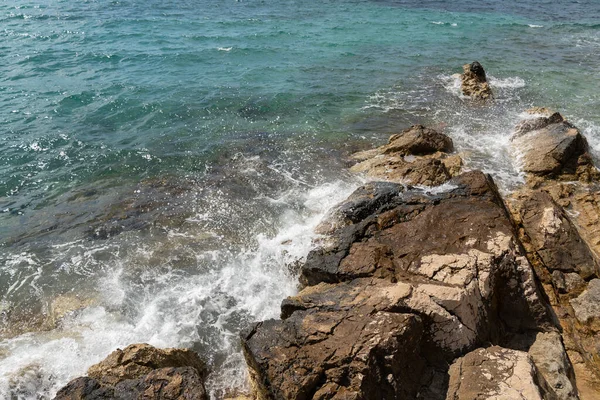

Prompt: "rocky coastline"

[55,63,600,399]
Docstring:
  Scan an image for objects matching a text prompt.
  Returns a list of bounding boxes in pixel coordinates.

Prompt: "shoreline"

[53,63,600,399]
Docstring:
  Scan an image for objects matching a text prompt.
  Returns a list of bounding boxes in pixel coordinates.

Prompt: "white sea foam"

[0,178,358,399]
[487,76,526,89]
[528,24,543,28]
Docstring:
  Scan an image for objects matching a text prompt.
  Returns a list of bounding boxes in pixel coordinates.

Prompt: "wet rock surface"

[242,171,555,399]
[53,344,208,400]
[350,125,461,186]
[460,61,493,100]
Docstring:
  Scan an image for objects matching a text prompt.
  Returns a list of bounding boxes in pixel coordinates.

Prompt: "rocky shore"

[55,63,600,399]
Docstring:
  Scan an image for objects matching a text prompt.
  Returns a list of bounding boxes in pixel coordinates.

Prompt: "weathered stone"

[529,331,579,400]
[460,61,493,100]
[514,111,564,137]
[512,116,597,181]
[315,181,406,235]
[302,172,553,336]
[352,125,453,160]
[243,302,426,400]
[570,279,600,329]
[446,346,543,400]
[54,344,208,400]
[87,343,207,386]
[349,126,460,186]
[350,153,455,186]
[54,367,207,400]
[54,377,112,400]
[508,190,599,280]
[565,273,586,293]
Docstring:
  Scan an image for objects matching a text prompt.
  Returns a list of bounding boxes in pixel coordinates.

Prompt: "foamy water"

[0,177,358,398]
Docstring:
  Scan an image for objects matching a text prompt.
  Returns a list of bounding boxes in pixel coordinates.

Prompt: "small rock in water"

[460,61,493,100]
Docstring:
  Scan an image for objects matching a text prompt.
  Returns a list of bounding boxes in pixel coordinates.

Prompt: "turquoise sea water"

[1,0,599,397]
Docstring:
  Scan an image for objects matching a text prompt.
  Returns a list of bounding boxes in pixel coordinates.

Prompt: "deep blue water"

[0,0,599,397]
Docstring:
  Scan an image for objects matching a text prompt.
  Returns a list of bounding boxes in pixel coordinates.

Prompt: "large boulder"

[243,284,427,400]
[301,172,553,340]
[507,189,599,281]
[460,61,493,100]
[350,125,461,186]
[53,344,208,400]
[242,171,555,400]
[512,110,598,181]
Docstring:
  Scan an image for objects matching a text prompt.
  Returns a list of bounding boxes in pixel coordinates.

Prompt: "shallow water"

[1,0,599,398]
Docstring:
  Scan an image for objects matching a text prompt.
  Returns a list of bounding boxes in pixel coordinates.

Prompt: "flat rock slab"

[446,346,543,400]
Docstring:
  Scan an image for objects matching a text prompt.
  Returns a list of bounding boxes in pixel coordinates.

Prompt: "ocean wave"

[487,76,526,89]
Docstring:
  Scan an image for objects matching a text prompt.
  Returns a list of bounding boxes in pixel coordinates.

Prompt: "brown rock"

[302,172,553,336]
[446,346,543,400]
[460,61,493,100]
[242,286,427,400]
[507,190,599,280]
[570,279,600,329]
[511,115,598,181]
[243,171,556,400]
[349,125,460,186]
[53,344,208,400]
[54,367,207,400]
[528,331,579,400]
[87,343,207,386]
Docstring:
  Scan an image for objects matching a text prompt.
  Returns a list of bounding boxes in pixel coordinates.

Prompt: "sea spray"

[0,178,359,399]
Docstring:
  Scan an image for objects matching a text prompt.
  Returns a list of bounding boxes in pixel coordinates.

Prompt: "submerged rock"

[349,125,461,186]
[460,61,493,100]
[53,344,208,400]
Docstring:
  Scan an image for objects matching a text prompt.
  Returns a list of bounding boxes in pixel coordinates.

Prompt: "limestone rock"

[511,114,598,181]
[460,61,493,100]
[446,346,543,400]
[242,306,426,400]
[87,343,207,386]
[53,344,208,400]
[570,279,600,329]
[243,171,555,400]
[54,367,207,400]
[507,190,599,280]
[349,125,460,186]
[529,331,578,400]
[302,172,553,336]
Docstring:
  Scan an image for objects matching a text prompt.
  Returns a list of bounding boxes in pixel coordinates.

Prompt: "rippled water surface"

[1,0,599,397]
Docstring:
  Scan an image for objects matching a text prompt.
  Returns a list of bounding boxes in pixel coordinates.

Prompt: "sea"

[0,0,599,398]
